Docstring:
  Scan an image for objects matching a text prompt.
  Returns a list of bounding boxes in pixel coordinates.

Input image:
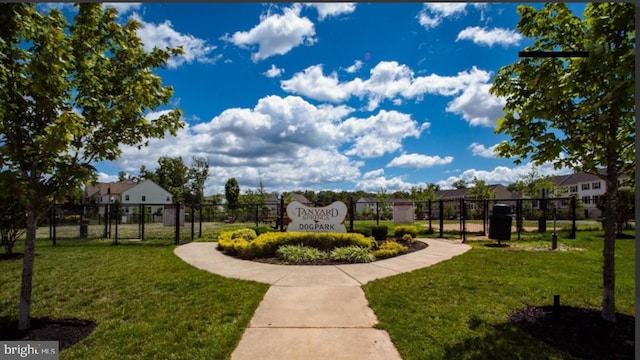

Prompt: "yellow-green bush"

[372,240,408,259]
[218,230,373,259]
[394,225,417,238]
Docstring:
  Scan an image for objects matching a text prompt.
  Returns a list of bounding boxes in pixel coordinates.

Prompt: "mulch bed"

[509,305,635,359]
[250,239,428,265]
[0,252,25,261]
[0,317,97,351]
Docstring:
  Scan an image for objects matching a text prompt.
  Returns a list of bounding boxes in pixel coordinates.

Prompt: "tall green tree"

[225,178,240,212]
[467,177,496,200]
[185,156,209,205]
[452,179,467,189]
[490,3,635,322]
[0,4,183,330]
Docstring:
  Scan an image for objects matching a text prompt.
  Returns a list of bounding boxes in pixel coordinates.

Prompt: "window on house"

[142,196,146,202]
[582,196,591,204]
[593,195,600,204]
[592,182,601,190]
[125,207,129,213]
[125,195,130,201]
[166,196,170,202]
[561,199,569,206]
[569,186,578,193]
[582,183,590,191]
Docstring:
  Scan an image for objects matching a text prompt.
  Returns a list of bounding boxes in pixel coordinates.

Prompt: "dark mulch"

[0,317,97,351]
[509,305,635,359]
[251,239,428,265]
[0,252,25,261]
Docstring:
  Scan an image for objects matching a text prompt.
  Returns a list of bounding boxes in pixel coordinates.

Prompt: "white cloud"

[344,60,363,74]
[446,82,506,127]
[305,3,356,21]
[468,142,499,158]
[435,162,572,189]
[114,95,365,194]
[355,169,414,192]
[281,61,499,115]
[103,3,142,16]
[264,64,285,78]
[97,172,119,183]
[417,3,470,29]
[340,110,430,158]
[281,65,350,102]
[222,4,316,62]
[387,153,454,168]
[456,26,523,47]
[132,14,218,68]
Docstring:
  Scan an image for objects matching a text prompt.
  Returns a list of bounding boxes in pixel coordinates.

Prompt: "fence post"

[114,202,119,244]
[428,200,433,233]
[255,204,259,227]
[191,204,195,241]
[375,202,380,225]
[279,195,285,232]
[439,199,444,238]
[51,206,57,246]
[174,202,180,245]
[517,199,522,240]
[199,205,203,238]
[460,198,466,243]
[140,204,145,241]
[349,197,354,232]
[570,195,577,239]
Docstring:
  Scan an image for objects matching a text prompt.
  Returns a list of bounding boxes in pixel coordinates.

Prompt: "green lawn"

[0,239,269,359]
[363,230,635,359]
[1,229,633,359]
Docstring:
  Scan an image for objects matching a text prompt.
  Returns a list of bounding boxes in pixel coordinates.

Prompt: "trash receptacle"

[80,221,89,238]
[489,204,512,243]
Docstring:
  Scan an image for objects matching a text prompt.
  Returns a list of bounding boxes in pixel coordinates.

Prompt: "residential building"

[551,172,607,218]
[434,184,521,214]
[83,180,173,218]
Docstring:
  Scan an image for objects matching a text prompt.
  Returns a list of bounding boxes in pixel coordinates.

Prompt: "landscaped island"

[216,226,427,264]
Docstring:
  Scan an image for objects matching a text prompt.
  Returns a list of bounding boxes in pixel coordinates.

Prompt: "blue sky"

[44,2,586,196]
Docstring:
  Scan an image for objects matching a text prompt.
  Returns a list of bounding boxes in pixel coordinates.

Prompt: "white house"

[552,172,607,218]
[83,180,173,218]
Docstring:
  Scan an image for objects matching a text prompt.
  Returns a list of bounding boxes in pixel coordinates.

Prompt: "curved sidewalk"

[175,239,471,360]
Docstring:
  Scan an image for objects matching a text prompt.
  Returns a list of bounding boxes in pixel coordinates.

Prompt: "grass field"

[0,239,269,359]
[364,230,636,359]
[2,227,633,359]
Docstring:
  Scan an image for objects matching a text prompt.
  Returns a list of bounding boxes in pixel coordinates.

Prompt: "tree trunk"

[601,151,618,322]
[18,209,38,331]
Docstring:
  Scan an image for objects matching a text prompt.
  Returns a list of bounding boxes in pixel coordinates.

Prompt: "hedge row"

[218,230,374,259]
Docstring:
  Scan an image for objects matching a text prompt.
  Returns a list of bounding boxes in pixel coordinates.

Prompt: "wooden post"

[570,195,577,239]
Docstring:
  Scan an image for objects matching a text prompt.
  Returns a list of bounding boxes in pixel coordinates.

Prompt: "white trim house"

[83,180,173,218]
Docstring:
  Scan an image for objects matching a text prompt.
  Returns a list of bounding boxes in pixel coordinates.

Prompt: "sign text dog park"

[286,201,347,233]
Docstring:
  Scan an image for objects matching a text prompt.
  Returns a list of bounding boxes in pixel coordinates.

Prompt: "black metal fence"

[46,196,582,244]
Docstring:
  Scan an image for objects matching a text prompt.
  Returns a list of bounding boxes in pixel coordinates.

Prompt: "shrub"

[401,234,415,243]
[352,227,372,237]
[276,244,328,263]
[373,241,408,259]
[371,225,388,241]
[231,228,257,241]
[394,225,417,239]
[219,231,373,259]
[330,246,375,263]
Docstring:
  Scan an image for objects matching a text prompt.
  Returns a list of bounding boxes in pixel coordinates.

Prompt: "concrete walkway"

[174,239,471,360]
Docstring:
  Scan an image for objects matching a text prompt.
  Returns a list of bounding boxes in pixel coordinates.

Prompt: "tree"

[0,173,26,256]
[490,3,635,322]
[452,179,467,189]
[139,155,209,204]
[596,188,635,235]
[0,4,183,330]
[225,178,240,212]
[185,156,209,205]
[467,177,496,200]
